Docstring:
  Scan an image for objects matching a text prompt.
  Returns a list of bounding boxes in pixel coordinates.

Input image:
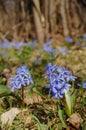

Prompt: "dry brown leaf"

[17,109,34,126]
[24,93,42,105]
[1,108,21,126]
[67,113,83,129]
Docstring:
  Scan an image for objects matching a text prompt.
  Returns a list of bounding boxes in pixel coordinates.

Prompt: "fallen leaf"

[67,113,83,129]
[17,109,34,126]
[24,93,42,105]
[2,68,11,78]
[1,108,21,126]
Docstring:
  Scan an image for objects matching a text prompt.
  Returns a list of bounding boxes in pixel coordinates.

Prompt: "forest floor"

[0,35,86,130]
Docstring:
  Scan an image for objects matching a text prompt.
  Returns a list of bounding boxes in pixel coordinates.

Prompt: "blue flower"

[27,40,37,49]
[46,63,57,73]
[83,82,86,89]
[45,63,76,98]
[60,47,67,56]
[1,51,8,57]
[11,41,23,49]
[83,33,86,41]
[0,39,11,49]
[34,58,40,65]
[10,75,23,91]
[46,81,71,98]
[10,66,33,91]
[0,39,37,50]
[65,36,74,43]
[16,65,29,75]
[77,82,86,89]
[43,39,58,54]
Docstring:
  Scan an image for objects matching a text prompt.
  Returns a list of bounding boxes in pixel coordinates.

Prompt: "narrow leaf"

[0,85,11,97]
[65,91,72,116]
[58,104,67,128]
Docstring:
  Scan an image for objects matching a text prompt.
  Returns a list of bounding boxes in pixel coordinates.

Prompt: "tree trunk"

[33,0,45,43]
[60,0,70,37]
[44,0,49,39]
[49,0,56,36]
[65,0,71,34]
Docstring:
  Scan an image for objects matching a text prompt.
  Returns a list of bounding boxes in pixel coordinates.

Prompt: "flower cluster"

[60,47,71,56]
[45,63,76,98]
[43,39,58,54]
[10,66,33,91]
[0,39,37,50]
[42,39,72,57]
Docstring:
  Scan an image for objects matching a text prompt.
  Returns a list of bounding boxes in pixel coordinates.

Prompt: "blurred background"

[0,0,86,43]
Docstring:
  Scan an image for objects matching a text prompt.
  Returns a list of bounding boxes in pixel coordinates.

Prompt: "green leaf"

[32,114,44,130]
[0,85,11,97]
[58,104,67,128]
[32,87,44,98]
[71,91,76,108]
[64,91,72,116]
[10,92,22,101]
[57,123,64,130]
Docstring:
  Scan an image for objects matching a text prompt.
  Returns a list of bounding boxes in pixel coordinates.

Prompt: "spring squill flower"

[45,63,76,98]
